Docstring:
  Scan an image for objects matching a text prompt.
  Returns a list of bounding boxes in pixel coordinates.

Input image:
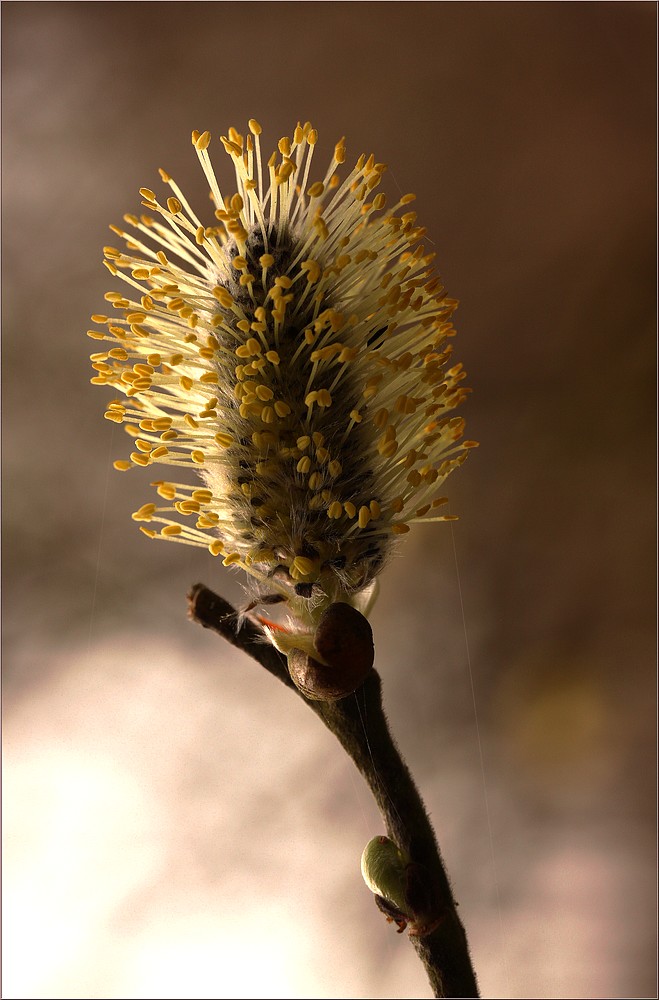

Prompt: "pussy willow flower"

[89,120,475,638]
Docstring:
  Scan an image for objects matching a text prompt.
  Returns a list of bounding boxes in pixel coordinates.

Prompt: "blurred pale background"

[2,3,655,998]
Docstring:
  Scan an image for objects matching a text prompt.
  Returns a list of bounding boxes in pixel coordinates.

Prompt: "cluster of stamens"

[88,120,476,612]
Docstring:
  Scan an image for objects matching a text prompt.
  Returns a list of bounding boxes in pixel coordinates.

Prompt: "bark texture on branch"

[188,582,479,999]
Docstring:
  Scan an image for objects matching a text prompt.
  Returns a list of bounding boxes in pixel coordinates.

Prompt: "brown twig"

[188,582,479,999]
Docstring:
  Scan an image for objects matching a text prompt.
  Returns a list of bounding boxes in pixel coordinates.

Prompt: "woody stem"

[188,583,479,999]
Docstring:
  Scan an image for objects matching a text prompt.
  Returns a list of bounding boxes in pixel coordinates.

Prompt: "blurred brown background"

[2,3,656,998]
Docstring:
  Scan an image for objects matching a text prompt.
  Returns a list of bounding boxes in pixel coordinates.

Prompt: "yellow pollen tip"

[132,503,157,522]
[292,556,315,578]
[358,506,371,529]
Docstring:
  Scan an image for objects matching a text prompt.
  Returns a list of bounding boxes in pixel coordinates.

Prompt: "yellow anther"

[139,527,157,538]
[176,500,200,514]
[147,353,162,366]
[266,351,280,365]
[328,460,342,477]
[179,376,193,391]
[254,385,273,401]
[167,197,182,215]
[307,181,324,198]
[308,472,323,491]
[155,482,177,500]
[213,287,234,308]
[349,409,362,423]
[139,187,156,202]
[276,158,296,182]
[297,436,310,451]
[200,372,219,384]
[344,502,357,519]
[192,489,213,504]
[104,410,124,423]
[130,452,150,467]
[261,406,275,424]
[317,389,332,408]
[274,401,291,418]
[292,556,315,577]
[221,135,243,157]
[301,259,321,283]
[248,119,262,135]
[297,456,312,474]
[391,522,410,534]
[194,130,211,150]
[150,446,169,459]
[135,439,152,453]
[113,460,132,471]
[358,506,371,529]
[259,254,275,268]
[328,501,343,519]
[209,539,225,556]
[161,524,182,537]
[214,432,232,447]
[278,136,291,157]
[223,552,242,566]
[305,391,318,407]
[191,450,205,463]
[407,470,422,487]
[131,503,157,522]
[232,256,248,271]
[369,500,381,519]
